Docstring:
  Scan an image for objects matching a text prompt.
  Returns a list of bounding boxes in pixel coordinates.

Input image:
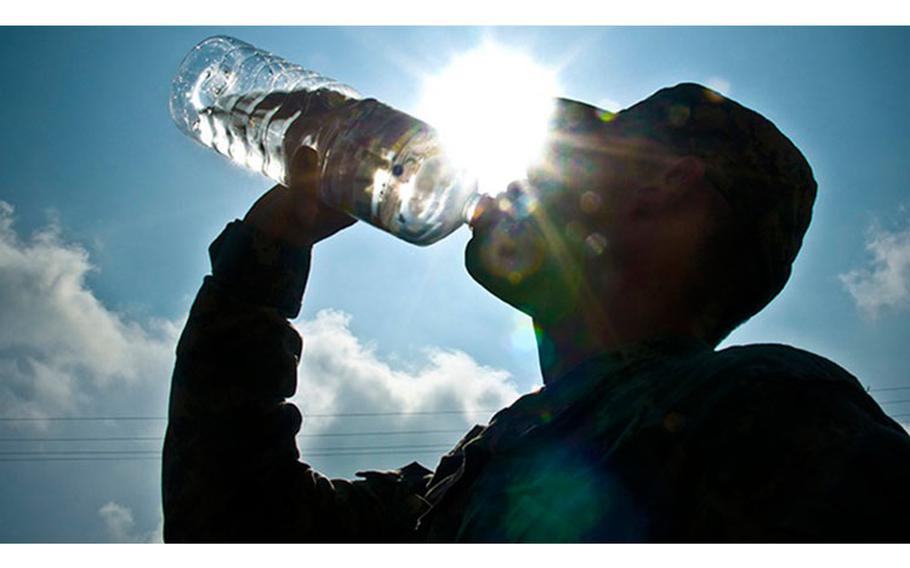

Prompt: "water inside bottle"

[191,84,476,245]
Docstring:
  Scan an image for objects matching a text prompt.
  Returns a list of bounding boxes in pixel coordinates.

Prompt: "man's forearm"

[162,220,312,541]
[161,221,432,542]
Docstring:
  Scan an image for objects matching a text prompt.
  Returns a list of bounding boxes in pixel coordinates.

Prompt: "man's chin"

[464,233,545,317]
[464,233,497,293]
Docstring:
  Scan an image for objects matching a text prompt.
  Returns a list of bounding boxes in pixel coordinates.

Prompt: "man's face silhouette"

[465,98,725,334]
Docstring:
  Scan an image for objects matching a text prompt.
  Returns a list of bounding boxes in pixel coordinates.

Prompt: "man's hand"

[243,147,356,248]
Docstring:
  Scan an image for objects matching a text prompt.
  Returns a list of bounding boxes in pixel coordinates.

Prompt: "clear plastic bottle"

[169,35,479,246]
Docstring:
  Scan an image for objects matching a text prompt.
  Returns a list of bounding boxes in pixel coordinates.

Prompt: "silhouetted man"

[163,83,910,542]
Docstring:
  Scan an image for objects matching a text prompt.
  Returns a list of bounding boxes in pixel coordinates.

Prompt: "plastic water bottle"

[169,35,479,245]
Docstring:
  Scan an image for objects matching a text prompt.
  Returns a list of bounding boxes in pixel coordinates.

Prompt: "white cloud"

[0,200,519,430]
[98,502,162,543]
[839,216,910,318]
[293,309,521,434]
[0,200,520,433]
[0,199,523,540]
[98,501,133,542]
[0,201,180,426]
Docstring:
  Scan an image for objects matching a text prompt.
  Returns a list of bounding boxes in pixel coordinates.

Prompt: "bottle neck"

[461,191,486,226]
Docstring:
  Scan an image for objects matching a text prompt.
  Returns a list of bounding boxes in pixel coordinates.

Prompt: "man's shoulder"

[698,342,864,391]
[679,343,899,437]
[665,346,910,542]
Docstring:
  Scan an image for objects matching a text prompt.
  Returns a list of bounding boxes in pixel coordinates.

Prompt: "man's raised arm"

[162,149,432,542]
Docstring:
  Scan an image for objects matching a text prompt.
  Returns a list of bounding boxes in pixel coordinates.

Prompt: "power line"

[0,416,164,422]
[879,399,910,405]
[0,450,163,456]
[301,428,466,437]
[0,457,163,463]
[0,448,451,463]
[0,428,468,443]
[300,410,498,417]
[870,386,910,392]
[0,443,453,457]
[0,436,164,442]
[0,410,499,422]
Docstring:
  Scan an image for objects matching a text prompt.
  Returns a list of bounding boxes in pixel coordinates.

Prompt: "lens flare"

[509,312,537,352]
[415,41,561,197]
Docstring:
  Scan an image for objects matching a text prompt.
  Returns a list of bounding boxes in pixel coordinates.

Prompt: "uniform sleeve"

[678,368,910,542]
[162,221,431,543]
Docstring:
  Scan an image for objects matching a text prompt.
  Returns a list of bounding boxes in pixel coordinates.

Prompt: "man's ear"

[664,156,706,189]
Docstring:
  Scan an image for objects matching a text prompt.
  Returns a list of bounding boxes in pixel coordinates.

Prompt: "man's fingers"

[283,147,326,230]
[286,146,357,241]
[287,147,321,197]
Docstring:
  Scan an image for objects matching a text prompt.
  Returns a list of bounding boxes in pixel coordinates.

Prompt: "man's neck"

[534,315,617,386]
[534,312,705,386]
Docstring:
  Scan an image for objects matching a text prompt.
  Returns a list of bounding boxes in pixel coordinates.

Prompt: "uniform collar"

[554,335,713,388]
[478,336,712,454]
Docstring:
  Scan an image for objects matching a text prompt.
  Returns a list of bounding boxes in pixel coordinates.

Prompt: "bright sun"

[415,42,562,197]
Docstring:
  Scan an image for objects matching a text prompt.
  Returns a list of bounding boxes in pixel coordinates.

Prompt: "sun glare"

[415,42,561,196]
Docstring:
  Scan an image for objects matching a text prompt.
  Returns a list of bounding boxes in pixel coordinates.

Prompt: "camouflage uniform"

[163,220,910,542]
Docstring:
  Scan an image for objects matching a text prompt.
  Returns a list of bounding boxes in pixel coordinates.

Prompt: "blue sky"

[0,26,909,542]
